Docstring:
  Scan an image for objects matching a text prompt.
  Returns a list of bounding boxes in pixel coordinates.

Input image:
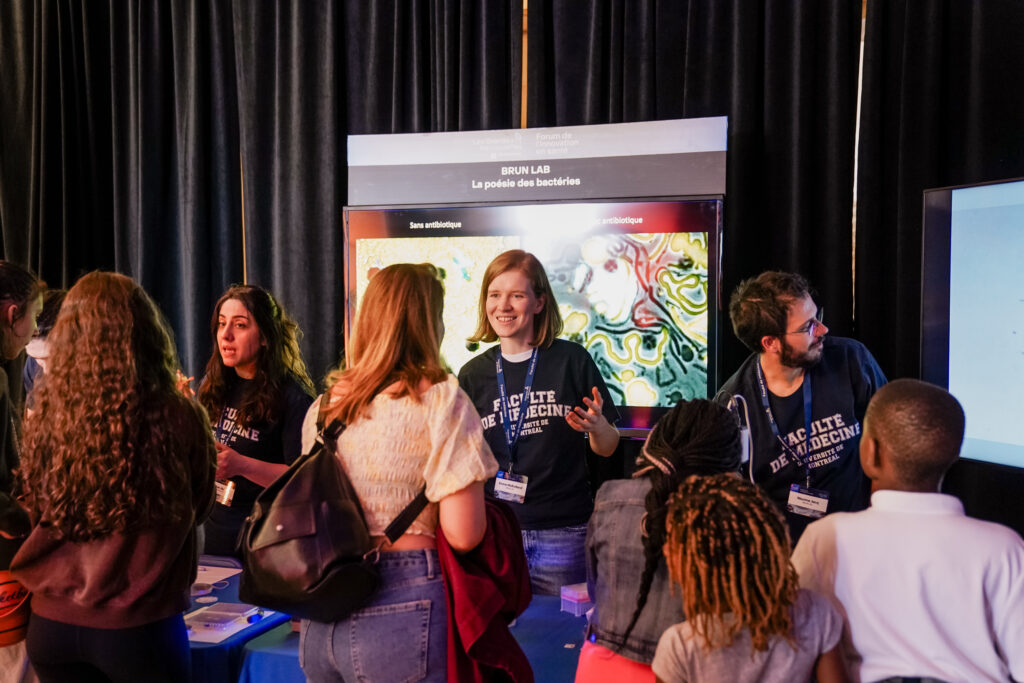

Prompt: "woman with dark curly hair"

[577,399,742,682]
[197,285,314,556]
[10,271,216,682]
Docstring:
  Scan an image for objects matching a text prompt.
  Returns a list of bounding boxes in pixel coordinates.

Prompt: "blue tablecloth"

[510,594,588,681]
[238,594,586,683]
[189,568,291,683]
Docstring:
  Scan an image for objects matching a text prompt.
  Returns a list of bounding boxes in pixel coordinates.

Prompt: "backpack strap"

[318,416,429,548]
[315,393,332,431]
[381,486,429,545]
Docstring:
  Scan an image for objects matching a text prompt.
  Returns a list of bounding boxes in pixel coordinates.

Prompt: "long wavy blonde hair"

[322,263,447,425]
[18,272,214,541]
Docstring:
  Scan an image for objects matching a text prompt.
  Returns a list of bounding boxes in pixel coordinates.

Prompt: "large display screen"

[344,199,722,430]
[922,177,1024,469]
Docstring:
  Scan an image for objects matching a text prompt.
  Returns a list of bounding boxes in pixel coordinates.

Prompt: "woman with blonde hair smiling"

[11,272,216,682]
[299,263,497,683]
[459,249,620,594]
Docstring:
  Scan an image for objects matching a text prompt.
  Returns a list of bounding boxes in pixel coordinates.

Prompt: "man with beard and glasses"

[715,271,886,541]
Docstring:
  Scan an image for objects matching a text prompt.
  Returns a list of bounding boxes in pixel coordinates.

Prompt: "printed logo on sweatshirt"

[768,412,861,474]
[216,406,262,445]
[478,390,573,437]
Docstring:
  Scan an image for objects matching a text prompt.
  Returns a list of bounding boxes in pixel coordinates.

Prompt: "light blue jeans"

[521,523,588,595]
[300,549,447,683]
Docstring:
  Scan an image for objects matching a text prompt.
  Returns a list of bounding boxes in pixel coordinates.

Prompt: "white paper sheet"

[194,564,242,584]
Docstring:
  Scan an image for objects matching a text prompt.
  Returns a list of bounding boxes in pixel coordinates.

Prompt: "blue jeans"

[521,524,588,595]
[300,549,447,683]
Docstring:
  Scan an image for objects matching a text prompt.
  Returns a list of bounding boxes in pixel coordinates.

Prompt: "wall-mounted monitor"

[344,198,723,432]
[921,177,1024,470]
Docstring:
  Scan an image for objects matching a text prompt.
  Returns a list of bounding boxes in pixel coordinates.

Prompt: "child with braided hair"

[652,474,847,683]
[578,399,743,681]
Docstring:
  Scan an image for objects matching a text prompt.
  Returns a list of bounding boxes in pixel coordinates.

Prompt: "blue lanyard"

[214,406,229,444]
[755,360,814,487]
[496,347,539,471]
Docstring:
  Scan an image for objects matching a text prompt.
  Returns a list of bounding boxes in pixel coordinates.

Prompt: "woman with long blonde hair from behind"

[11,272,216,682]
[299,263,497,683]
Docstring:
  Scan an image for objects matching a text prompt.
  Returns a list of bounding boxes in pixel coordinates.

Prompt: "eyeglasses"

[781,307,824,336]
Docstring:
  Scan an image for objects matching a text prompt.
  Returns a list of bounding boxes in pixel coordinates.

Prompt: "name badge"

[786,484,828,518]
[214,479,235,507]
[493,470,528,504]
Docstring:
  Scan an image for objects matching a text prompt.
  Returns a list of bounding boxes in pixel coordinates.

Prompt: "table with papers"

[188,563,291,683]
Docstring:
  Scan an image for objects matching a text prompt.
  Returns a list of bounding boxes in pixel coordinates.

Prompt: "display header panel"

[922,177,1024,470]
[347,117,727,206]
[345,199,722,431]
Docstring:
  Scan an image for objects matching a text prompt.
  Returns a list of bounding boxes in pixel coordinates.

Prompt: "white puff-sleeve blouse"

[300,375,498,537]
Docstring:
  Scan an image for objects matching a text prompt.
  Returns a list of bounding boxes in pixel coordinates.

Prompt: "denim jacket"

[584,478,686,664]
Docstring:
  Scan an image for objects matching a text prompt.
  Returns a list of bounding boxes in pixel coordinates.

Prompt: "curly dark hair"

[198,285,314,428]
[728,271,815,353]
[620,399,742,644]
[664,474,798,651]
[17,272,216,541]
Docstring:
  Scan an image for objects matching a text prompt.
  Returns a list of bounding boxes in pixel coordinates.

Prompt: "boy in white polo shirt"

[791,378,1024,683]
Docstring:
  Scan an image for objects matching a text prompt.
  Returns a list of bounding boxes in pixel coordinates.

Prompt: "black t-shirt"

[458,339,620,530]
[715,336,887,541]
[204,374,313,554]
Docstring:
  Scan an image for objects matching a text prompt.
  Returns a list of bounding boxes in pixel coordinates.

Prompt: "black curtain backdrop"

[233,0,521,385]
[0,0,520,386]
[855,0,1024,380]
[0,1,117,281]
[231,0,345,385]
[527,0,863,381]
[344,0,522,135]
[109,0,244,378]
[0,0,242,378]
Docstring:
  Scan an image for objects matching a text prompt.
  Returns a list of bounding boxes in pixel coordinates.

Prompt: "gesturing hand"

[566,386,605,433]
[176,369,195,398]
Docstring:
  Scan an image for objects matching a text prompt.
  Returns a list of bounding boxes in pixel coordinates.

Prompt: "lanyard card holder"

[787,483,828,518]
[493,470,528,504]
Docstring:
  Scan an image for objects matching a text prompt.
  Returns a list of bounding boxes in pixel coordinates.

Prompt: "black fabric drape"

[0,1,116,279]
[855,0,1024,380]
[1,0,521,388]
[527,0,862,381]
[346,0,524,135]
[0,0,242,378]
[108,1,243,377]
[344,0,521,134]
[233,0,522,383]
[231,0,347,385]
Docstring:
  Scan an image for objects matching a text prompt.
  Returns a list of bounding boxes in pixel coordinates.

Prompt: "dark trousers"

[26,612,191,683]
